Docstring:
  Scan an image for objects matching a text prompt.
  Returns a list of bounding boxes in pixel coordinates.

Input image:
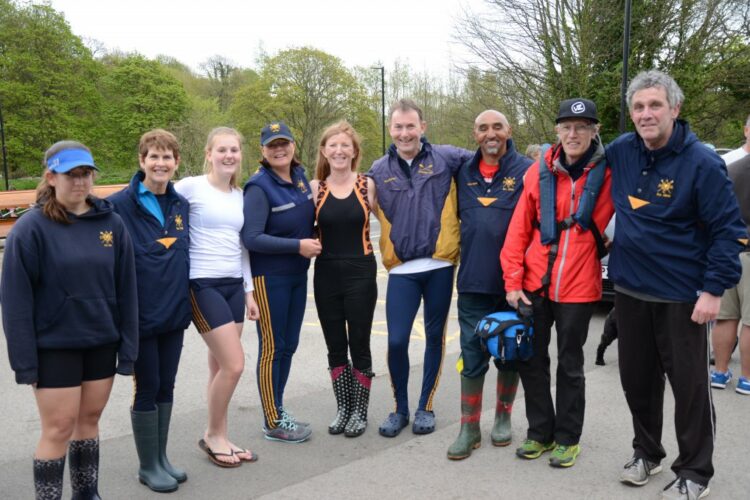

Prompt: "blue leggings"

[386,266,454,415]
[132,329,185,411]
[253,273,307,428]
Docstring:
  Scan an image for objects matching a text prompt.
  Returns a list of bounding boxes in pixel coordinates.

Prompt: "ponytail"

[35,175,71,224]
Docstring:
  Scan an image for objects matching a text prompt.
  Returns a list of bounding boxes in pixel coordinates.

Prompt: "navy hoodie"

[0,198,138,384]
[109,171,191,337]
[606,120,746,301]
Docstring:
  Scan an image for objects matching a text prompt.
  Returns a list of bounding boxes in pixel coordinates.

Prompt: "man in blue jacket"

[607,70,746,499]
[447,110,532,460]
[368,99,473,437]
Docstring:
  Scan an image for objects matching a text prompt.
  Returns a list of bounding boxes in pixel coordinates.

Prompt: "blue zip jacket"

[606,120,746,301]
[367,139,473,269]
[1,198,138,384]
[109,171,191,337]
[242,164,315,276]
[457,140,532,295]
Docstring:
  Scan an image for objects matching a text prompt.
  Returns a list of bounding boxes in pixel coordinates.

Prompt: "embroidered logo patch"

[418,163,433,175]
[156,237,177,249]
[502,177,516,191]
[383,177,397,183]
[270,123,281,132]
[656,178,674,198]
[628,195,650,210]
[297,180,307,193]
[99,231,113,247]
[175,214,184,231]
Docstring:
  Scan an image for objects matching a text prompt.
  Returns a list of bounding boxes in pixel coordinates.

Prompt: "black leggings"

[313,255,377,370]
[132,329,184,411]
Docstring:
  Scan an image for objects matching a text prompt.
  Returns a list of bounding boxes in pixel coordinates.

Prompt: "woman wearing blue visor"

[1,141,138,499]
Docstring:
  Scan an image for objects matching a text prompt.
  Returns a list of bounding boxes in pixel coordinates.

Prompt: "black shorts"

[37,343,118,389]
[189,277,245,334]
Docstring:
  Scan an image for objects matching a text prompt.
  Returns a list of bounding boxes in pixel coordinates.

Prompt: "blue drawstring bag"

[475,303,534,362]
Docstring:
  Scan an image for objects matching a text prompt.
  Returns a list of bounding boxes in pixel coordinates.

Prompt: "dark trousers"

[457,293,516,378]
[314,256,377,370]
[132,329,185,411]
[518,293,594,446]
[615,292,715,485]
[253,273,307,428]
[386,266,454,415]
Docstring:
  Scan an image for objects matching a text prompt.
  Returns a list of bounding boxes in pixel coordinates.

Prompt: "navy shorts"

[189,277,245,333]
[37,342,118,389]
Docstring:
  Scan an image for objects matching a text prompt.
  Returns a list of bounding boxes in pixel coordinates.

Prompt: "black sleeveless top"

[315,174,373,258]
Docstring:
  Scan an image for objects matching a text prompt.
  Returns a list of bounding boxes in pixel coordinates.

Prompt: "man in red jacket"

[500,98,614,468]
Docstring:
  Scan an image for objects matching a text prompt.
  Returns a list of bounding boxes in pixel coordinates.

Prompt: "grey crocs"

[412,410,436,434]
[379,412,409,437]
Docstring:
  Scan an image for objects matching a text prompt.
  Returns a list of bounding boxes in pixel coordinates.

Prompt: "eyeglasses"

[557,124,594,135]
[62,170,94,181]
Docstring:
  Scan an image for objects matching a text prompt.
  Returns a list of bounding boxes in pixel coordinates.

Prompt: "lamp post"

[372,66,386,155]
[619,0,632,133]
[0,99,8,190]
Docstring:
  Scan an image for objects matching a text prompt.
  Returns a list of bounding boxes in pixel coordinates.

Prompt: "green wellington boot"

[131,409,179,493]
[157,402,187,483]
[491,370,519,446]
[447,375,484,460]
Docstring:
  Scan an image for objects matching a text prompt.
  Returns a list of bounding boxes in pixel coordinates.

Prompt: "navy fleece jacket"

[109,171,191,338]
[606,120,746,301]
[1,198,138,384]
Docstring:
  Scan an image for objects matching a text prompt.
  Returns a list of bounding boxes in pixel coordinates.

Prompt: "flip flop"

[198,439,241,468]
[232,448,259,462]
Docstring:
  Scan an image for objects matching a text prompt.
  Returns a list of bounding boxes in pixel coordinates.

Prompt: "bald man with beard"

[447,110,533,460]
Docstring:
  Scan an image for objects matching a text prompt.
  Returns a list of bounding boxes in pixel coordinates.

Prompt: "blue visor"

[47,148,98,173]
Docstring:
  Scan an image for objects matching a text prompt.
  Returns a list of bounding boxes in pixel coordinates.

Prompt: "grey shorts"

[718,252,750,324]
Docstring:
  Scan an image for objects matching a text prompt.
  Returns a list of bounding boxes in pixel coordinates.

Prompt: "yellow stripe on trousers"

[253,276,279,427]
[424,319,448,412]
[189,289,212,334]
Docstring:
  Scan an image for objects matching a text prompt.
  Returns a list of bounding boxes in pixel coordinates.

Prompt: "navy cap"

[46,148,99,173]
[260,121,295,146]
[556,98,598,123]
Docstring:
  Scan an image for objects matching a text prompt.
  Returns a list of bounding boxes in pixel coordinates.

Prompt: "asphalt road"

[0,221,747,499]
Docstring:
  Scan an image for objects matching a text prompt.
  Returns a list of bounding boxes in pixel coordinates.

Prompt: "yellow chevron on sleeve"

[156,237,177,249]
[628,195,650,210]
[477,197,497,207]
[739,238,748,246]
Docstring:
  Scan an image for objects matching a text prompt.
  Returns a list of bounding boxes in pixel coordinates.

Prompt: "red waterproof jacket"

[500,140,614,303]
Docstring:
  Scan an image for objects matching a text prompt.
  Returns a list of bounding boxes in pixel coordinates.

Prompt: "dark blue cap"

[260,121,295,146]
[556,98,598,123]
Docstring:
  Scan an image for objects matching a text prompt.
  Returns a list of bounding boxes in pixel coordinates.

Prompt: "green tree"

[230,47,378,175]
[98,54,189,173]
[457,0,750,144]
[0,0,102,181]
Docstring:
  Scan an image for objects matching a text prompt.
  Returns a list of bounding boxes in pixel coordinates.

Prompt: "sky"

[47,0,486,75]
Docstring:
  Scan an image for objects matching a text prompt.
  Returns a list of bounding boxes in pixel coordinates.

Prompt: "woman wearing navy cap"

[1,141,138,499]
[242,121,319,443]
